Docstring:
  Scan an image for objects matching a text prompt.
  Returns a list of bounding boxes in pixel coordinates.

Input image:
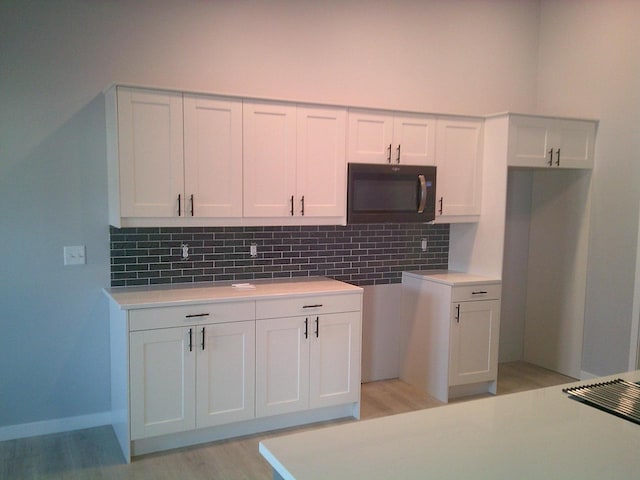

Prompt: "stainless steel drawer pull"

[471,291,488,295]
[303,304,323,309]
[185,313,210,318]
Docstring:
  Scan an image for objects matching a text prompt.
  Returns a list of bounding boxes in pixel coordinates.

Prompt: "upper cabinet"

[347,109,436,165]
[507,115,596,169]
[243,101,346,219]
[106,86,243,226]
[434,118,484,221]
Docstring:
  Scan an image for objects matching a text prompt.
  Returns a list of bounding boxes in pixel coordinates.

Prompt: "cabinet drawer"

[129,301,255,331]
[451,284,501,302]
[256,293,362,319]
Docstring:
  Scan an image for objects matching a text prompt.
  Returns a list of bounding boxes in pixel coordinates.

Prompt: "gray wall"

[2,0,636,432]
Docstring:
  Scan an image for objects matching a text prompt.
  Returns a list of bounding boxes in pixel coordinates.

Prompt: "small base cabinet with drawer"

[400,271,501,403]
[255,294,362,417]
[107,280,363,462]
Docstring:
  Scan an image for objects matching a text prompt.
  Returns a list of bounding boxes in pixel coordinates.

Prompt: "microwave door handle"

[417,174,427,213]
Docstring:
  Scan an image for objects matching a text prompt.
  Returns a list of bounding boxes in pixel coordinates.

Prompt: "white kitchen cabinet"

[507,115,596,169]
[106,86,243,225]
[243,101,346,219]
[107,279,363,461]
[129,326,196,440]
[128,302,255,440]
[400,271,501,403]
[183,94,243,217]
[255,294,362,417]
[449,298,500,387]
[434,118,484,222]
[111,87,185,219]
[347,109,436,165]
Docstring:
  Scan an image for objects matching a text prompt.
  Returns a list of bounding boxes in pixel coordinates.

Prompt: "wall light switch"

[64,245,86,266]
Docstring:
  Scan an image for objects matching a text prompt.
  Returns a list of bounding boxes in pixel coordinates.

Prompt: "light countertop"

[260,371,640,480]
[104,277,362,309]
[403,269,501,286]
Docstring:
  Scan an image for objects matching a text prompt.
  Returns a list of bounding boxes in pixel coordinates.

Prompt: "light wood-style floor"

[1,362,574,479]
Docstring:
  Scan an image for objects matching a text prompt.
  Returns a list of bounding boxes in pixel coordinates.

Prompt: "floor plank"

[0,361,576,479]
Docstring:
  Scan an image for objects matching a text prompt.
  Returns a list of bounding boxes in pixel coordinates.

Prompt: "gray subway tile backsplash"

[109,223,449,287]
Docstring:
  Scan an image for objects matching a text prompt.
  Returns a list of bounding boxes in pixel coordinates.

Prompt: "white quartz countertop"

[260,371,640,480]
[104,277,363,309]
[403,269,501,286]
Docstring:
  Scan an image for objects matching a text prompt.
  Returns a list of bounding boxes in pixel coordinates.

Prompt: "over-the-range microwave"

[347,163,437,224]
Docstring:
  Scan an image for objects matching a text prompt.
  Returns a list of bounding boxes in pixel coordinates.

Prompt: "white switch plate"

[250,243,258,257]
[64,245,86,265]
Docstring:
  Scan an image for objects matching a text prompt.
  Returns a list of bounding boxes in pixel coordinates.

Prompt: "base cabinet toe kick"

[106,278,363,462]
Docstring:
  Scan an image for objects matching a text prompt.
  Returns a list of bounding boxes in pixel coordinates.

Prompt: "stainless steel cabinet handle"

[190,194,194,216]
[315,317,319,338]
[548,148,553,166]
[188,328,193,352]
[301,195,305,216]
[387,144,392,163]
[290,195,294,216]
[555,148,561,166]
[304,318,308,339]
[417,174,427,213]
[439,196,444,215]
[185,313,210,318]
[396,144,401,163]
[201,327,206,350]
[455,304,461,323]
[303,304,323,309]
[178,194,182,216]
[471,291,488,295]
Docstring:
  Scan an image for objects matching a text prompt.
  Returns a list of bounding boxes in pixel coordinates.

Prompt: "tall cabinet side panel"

[109,299,131,463]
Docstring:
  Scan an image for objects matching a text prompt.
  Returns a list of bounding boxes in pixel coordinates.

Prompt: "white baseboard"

[0,411,112,442]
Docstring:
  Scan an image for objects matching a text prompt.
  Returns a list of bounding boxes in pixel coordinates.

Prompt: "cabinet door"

[130,327,195,439]
[551,119,596,169]
[296,106,347,217]
[243,100,297,217]
[196,321,255,428]
[256,317,310,417]
[309,312,361,409]
[183,95,243,217]
[449,300,500,386]
[435,118,483,218]
[507,115,551,167]
[393,114,436,165]
[117,88,184,217]
[347,110,394,164]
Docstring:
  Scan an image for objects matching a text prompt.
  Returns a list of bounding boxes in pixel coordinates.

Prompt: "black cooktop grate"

[563,378,640,425]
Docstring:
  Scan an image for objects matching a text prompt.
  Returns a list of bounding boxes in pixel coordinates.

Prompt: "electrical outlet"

[250,243,258,257]
[64,245,86,265]
[421,238,428,252]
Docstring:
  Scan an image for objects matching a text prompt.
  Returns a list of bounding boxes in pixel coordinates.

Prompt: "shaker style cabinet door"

[392,113,436,165]
[309,312,361,409]
[117,88,184,218]
[129,327,196,440]
[183,95,243,218]
[435,118,484,218]
[255,316,310,417]
[296,106,347,218]
[449,299,500,387]
[243,100,297,217]
[196,321,255,428]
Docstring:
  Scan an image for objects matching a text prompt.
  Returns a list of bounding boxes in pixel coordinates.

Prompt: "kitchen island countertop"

[260,370,640,479]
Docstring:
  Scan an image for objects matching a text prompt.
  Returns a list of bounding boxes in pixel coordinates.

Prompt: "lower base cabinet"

[108,283,363,462]
[129,320,255,440]
[256,312,361,417]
